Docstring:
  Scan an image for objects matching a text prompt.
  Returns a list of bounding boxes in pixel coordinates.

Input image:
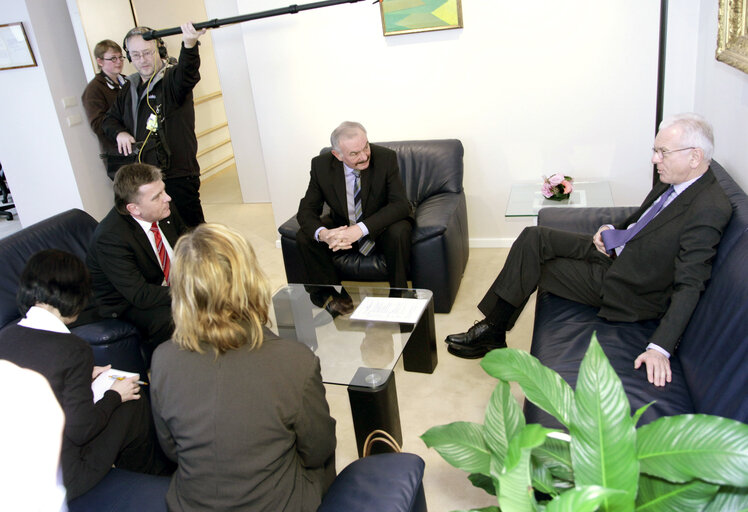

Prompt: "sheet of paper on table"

[350,297,429,324]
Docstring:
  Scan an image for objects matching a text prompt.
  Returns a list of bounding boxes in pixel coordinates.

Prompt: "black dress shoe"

[326,295,354,317]
[445,320,506,359]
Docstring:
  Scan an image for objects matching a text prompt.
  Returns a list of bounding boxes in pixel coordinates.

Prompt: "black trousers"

[122,304,173,367]
[478,226,613,330]
[296,219,412,289]
[63,396,173,500]
[165,175,204,228]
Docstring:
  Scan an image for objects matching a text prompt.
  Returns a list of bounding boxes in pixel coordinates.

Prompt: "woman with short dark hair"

[0,249,172,501]
[151,223,337,512]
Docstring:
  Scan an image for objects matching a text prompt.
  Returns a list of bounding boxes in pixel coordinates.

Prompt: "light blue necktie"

[602,185,675,254]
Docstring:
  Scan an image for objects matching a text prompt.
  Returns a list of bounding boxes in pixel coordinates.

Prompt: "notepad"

[91,368,139,403]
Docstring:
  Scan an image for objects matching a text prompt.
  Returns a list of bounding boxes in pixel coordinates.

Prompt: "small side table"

[506,181,614,219]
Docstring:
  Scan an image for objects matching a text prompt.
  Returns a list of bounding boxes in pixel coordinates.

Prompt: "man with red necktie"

[88,163,187,364]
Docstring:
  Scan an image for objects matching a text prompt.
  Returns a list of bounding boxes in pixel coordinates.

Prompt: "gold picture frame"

[716,0,748,74]
[0,22,37,70]
[380,0,463,37]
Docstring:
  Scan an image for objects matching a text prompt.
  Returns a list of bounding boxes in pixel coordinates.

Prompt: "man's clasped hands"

[319,225,364,251]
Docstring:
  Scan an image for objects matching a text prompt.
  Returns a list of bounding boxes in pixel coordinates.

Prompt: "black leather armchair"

[278,139,469,313]
[0,209,148,375]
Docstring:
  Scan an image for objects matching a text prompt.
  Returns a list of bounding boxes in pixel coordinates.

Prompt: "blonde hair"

[170,223,271,354]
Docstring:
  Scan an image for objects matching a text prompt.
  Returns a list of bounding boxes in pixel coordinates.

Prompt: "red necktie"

[150,222,170,285]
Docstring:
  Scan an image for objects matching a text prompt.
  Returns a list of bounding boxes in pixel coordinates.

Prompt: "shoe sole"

[447,343,490,359]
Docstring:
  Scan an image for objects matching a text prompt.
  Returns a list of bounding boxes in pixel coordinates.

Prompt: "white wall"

[661,0,748,192]
[662,0,701,116]
[9,0,745,233]
[205,0,270,202]
[234,0,661,245]
[0,0,112,227]
[692,0,748,190]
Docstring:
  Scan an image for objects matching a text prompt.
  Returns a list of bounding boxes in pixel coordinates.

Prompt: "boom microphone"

[142,0,372,40]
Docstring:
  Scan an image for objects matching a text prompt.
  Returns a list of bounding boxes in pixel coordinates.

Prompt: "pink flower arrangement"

[541,173,574,200]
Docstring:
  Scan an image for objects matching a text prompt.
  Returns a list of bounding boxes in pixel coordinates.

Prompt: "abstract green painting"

[379,0,463,36]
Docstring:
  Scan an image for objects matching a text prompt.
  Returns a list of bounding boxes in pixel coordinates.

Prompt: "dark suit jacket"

[87,207,187,318]
[599,168,732,353]
[296,144,411,241]
[150,328,336,512]
[0,324,122,495]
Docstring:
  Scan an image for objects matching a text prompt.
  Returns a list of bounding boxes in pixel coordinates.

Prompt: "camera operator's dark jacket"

[103,43,201,179]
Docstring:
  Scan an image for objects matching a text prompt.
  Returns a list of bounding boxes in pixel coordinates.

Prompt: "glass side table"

[506,181,614,218]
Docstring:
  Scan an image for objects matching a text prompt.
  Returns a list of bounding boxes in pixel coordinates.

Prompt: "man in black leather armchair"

[295,122,413,311]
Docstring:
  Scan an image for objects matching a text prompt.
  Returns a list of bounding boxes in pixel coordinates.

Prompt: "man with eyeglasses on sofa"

[103,22,206,228]
[446,113,732,389]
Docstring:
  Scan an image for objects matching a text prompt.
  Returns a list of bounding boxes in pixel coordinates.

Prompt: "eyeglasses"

[129,49,155,61]
[102,56,126,62]
[652,147,695,159]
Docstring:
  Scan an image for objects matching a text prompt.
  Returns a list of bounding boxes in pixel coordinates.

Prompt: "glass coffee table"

[271,284,437,456]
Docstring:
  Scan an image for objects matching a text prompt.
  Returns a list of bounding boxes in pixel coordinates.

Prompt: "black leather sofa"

[2,209,429,511]
[278,139,469,313]
[0,208,148,375]
[526,161,748,428]
[68,453,427,512]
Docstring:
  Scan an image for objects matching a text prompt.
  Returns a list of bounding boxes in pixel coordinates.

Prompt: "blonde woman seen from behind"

[150,223,337,512]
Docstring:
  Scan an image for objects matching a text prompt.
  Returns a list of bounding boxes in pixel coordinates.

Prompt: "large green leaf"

[497,444,536,512]
[468,472,497,496]
[531,458,557,497]
[422,421,491,474]
[635,474,719,511]
[702,486,748,512]
[569,336,638,511]
[544,486,624,512]
[481,348,574,427]
[637,414,748,487]
[484,379,525,464]
[496,424,552,512]
[631,402,654,427]
[532,435,574,483]
[505,424,557,471]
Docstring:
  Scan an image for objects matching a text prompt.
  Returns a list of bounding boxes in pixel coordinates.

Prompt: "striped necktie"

[150,221,171,285]
[353,171,375,256]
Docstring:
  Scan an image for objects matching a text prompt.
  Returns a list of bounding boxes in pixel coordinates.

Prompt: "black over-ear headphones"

[123,26,168,63]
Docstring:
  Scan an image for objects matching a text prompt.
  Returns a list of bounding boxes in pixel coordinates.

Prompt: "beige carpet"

[202,168,535,511]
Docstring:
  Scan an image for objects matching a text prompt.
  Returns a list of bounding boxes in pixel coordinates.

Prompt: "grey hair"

[659,113,714,162]
[330,121,367,152]
[124,26,153,47]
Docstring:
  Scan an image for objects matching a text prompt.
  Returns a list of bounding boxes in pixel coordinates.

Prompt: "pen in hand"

[109,375,148,385]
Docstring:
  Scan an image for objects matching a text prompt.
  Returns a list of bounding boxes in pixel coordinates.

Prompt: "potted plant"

[421,334,748,511]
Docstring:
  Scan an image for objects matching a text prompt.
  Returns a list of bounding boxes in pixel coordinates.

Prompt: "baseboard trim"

[469,238,516,248]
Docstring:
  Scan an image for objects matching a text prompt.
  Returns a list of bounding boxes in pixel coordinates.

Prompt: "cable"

[138,64,160,164]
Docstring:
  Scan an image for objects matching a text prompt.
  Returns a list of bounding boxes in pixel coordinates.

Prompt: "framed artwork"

[0,22,37,70]
[380,0,463,37]
[716,0,748,74]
